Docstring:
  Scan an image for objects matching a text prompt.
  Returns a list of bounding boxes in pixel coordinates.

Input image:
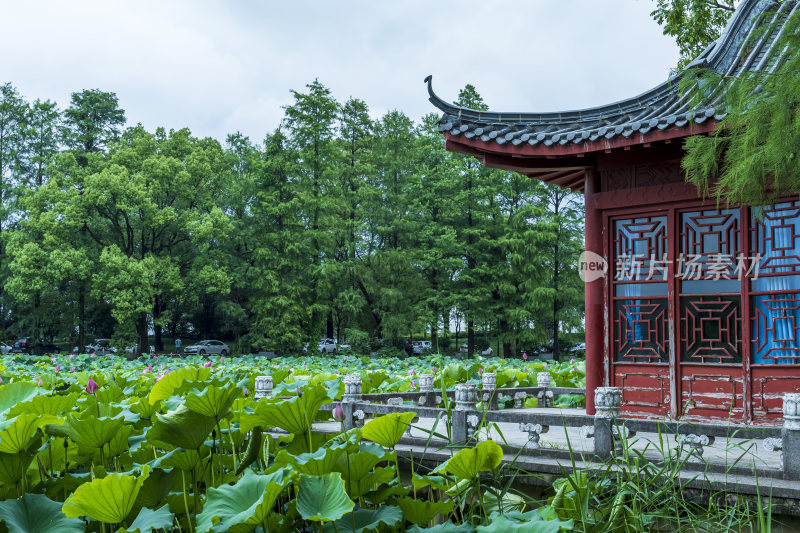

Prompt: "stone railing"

[254,375,797,482]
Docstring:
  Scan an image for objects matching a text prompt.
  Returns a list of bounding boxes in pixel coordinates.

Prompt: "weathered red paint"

[584,169,603,415]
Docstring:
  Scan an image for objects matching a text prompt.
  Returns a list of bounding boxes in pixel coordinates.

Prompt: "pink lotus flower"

[332,404,344,421]
[55,365,60,373]
[90,353,95,358]
[50,357,57,364]
[408,369,415,375]
[203,361,212,368]
[165,369,171,374]
[69,354,75,360]
[37,379,43,387]
[85,377,99,394]
[71,366,76,372]
[412,380,417,389]
[522,352,528,360]
[220,356,225,364]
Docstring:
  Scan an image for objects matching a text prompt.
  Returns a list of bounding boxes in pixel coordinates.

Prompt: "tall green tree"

[650,0,736,68]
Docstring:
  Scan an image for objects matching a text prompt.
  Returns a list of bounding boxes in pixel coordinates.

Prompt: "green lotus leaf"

[411,473,450,492]
[334,442,394,487]
[130,468,176,518]
[7,393,78,418]
[0,493,84,533]
[159,448,208,471]
[361,411,416,449]
[397,497,455,527]
[0,382,39,416]
[0,450,36,486]
[407,520,476,533]
[0,414,57,454]
[129,398,163,419]
[446,440,503,481]
[483,490,526,514]
[475,510,573,533]
[148,366,211,404]
[322,505,402,533]
[296,473,354,523]
[122,505,174,533]
[240,385,329,436]
[147,405,216,450]
[62,466,150,524]
[196,468,293,533]
[352,467,395,499]
[45,413,124,450]
[185,384,241,420]
[274,444,346,476]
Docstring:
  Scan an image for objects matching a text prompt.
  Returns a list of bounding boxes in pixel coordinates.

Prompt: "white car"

[318,338,337,353]
[0,343,10,354]
[84,339,117,355]
[412,341,432,354]
[182,340,230,356]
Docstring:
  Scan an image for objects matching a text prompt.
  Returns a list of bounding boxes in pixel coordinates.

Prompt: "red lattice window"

[751,202,800,275]
[680,209,740,279]
[614,298,669,363]
[752,293,800,364]
[680,295,742,364]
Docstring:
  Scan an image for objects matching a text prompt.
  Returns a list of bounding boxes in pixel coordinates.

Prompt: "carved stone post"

[418,374,435,406]
[520,422,550,449]
[783,393,800,481]
[253,376,273,400]
[482,372,497,410]
[452,383,477,444]
[537,372,553,408]
[593,387,620,458]
[341,374,363,431]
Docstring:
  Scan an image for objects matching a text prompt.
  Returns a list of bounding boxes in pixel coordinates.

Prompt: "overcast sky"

[1,1,679,144]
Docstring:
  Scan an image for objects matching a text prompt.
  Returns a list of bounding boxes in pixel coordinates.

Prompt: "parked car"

[318,338,337,353]
[181,340,230,356]
[412,340,432,354]
[0,342,10,354]
[84,338,117,355]
[10,337,60,354]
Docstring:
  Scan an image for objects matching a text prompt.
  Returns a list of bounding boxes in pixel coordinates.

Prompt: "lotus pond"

[0,353,590,532]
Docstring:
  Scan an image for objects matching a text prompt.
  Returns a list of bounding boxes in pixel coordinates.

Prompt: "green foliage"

[650,0,736,68]
[682,8,800,206]
[361,411,417,449]
[445,440,503,481]
[0,493,84,533]
[296,472,355,523]
[62,466,150,524]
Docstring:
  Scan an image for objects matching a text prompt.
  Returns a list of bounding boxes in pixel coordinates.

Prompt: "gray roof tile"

[427,0,795,150]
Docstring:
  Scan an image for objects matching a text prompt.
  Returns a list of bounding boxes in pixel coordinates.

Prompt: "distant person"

[175,338,181,354]
[405,339,413,357]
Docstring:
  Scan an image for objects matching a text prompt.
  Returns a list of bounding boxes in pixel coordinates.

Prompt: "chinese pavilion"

[427,0,799,423]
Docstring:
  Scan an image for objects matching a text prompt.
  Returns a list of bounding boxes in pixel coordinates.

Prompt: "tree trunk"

[136,313,149,357]
[467,320,475,357]
[77,283,86,352]
[326,311,334,339]
[154,296,164,352]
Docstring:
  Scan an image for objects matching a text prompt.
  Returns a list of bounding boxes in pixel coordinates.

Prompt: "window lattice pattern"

[681,295,742,364]
[614,216,668,281]
[751,202,800,275]
[752,293,800,364]
[680,209,740,279]
[614,298,669,363]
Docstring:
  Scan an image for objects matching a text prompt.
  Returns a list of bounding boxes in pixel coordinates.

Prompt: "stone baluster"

[520,422,550,449]
[482,372,497,410]
[537,372,553,408]
[514,392,527,409]
[676,434,714,458]
[452,383,477,444]
[593,387,620,458]
[253,376,273,400]
[418,374,435,406]
[341,374,363,431]
[783,393,800,481]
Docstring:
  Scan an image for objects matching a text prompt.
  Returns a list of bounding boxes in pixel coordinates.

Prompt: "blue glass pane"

[751,293,800,364]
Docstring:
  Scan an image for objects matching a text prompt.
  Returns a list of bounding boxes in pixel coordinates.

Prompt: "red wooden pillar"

[584,169,604,415]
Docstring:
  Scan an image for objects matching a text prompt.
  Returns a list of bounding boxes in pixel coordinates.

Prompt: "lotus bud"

[243,387,249,397]
[71,366,76,372]
[69,354,75,360]
[220,356,225,364]
[51,357,56,364]
[85,377,99,394]
[296,387,303,397]
[203,361,212,368]
[332,404,344,421]
[37,379,43,387]
[408,368,415,375]
[55,365,60,373]
[522,351,528,360]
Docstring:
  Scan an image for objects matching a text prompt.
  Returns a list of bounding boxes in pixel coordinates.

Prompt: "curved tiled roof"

[427,0,796,151]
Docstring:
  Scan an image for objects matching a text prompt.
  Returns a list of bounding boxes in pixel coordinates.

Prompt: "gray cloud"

[0,0,678,143]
